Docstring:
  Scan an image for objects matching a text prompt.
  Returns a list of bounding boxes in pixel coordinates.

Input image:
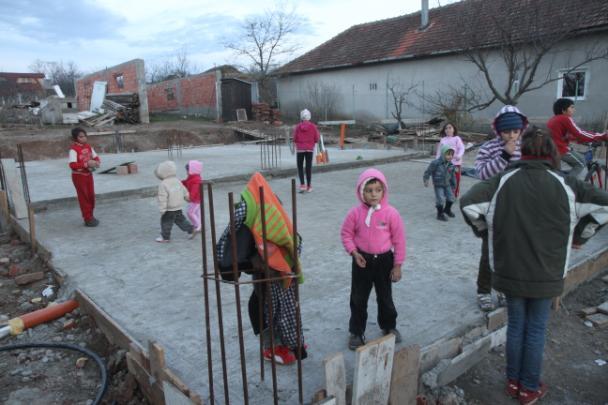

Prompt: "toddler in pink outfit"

[340,168,406,350]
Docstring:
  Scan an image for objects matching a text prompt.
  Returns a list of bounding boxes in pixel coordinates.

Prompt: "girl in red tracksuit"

[182,160,203,232]
[69,127,100,227]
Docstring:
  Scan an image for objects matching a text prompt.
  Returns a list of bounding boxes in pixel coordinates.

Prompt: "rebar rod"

[228,192,249,404]
[207,183,231,404]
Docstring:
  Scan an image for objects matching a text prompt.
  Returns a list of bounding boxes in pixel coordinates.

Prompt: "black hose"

[0,342,108,404]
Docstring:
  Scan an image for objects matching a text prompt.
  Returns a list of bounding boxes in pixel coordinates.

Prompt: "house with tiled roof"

[275,0,608,125]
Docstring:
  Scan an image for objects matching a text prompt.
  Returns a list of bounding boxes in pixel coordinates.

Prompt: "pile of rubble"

[251,103,282,125]
[580,283,608,329]
[79,92,141,128]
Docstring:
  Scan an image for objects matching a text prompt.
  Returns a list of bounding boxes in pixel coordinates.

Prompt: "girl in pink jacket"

[340,168,406,350]
[293,109,320,193]
[435,122,465,197]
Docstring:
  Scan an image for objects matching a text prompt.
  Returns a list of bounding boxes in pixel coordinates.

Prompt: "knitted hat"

[300,109,311,121]
[495,112,524,133]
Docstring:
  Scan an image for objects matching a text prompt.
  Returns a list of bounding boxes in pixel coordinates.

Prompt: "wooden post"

[27,206,36,253]
[352,334,396,405]
[324,353,346,405]
[339,124,346,150]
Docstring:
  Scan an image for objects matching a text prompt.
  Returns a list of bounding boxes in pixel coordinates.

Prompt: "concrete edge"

[31,151,428,213]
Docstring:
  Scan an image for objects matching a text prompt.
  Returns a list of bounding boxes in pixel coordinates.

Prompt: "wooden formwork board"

[75,290,202,405]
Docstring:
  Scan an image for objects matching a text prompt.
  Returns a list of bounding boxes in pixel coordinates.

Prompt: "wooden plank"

[1,158,28,219]
[163,381,197,405]
[375,335,396,405]
[149,341,166,382]
[389,344,420,405]
[75,289,144,353]
[318,120,356,125]
[352,334,396,405]
[324,352,346,405]
[127,352,165,405]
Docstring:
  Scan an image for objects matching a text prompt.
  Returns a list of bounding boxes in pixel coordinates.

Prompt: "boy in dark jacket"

[423,145,456,221]
[461,127,608,404]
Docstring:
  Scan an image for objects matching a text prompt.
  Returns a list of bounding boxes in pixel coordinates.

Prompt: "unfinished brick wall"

[147,72,217,119]
[75,59,149,123]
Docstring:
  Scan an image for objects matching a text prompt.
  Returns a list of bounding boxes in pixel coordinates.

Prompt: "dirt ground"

[0,232,148,404]
[448,273,608,405]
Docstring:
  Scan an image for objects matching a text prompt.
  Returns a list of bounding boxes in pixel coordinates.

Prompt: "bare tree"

[225,5,299,103]
[146,48,198,83]
[29,60,82,96]
[458,0,608,109]
[420,83,482,129]
[304,81,340,121]
[388,80,419,129]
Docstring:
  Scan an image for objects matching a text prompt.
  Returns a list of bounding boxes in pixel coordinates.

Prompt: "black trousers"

[477,231,492,294]
[161,210,193,240]
[349,251,397,335]
[296,152,313,186]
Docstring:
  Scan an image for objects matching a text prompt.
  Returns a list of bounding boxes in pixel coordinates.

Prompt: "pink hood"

[341,168,406,265]
[356,168,389,206]
[187,160,203,175]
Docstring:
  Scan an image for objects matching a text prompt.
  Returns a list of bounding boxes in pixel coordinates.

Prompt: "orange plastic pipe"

[339,123,346,150]
[6,300,79,337]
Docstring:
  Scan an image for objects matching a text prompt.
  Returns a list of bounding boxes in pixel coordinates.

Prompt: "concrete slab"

[19,152,608,404]
[24,145,408,204]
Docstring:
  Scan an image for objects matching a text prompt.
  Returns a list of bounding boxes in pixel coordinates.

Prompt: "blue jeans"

[506,296,552,390]
[434,186,454,206]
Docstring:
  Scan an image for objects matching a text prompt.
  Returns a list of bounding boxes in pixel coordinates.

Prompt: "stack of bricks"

[252,103,283,125]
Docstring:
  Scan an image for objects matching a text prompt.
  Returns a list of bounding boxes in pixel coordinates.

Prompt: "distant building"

[0,72,46,106]
[276,0,608,125]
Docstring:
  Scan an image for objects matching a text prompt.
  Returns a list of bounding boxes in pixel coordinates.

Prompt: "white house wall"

[278,32,608,126]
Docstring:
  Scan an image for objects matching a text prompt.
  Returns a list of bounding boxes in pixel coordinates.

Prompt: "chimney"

[420,0,429,29]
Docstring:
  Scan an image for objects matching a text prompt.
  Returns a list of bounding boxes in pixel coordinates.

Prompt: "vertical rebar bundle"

[199,178,304,405]
[167,133,183,160]
[260,133,281,170]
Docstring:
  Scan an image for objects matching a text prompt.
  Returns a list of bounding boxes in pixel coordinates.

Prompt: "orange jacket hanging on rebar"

[241,172,302,287]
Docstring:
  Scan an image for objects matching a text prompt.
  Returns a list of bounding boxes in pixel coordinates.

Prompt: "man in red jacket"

[69,127,100,227]
[546,98,607,179]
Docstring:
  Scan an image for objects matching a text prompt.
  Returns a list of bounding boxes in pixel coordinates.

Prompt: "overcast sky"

[0,0,458,75]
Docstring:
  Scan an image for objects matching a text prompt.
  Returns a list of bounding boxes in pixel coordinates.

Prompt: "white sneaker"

[155,236,169,243]
[477,293,495,312]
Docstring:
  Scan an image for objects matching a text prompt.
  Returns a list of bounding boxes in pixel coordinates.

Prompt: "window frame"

[556,68,589,101]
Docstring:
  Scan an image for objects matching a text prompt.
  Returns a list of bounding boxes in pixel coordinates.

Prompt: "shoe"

[506,379,519,399]
[518,382,548,405]
[348,334,366,350]
[155,236,170,243]
[436,206,448,221]
[263,345,296,365]
[477,293,495,312]
[299,184,307,193]
[188,230,197,239]
[84,218,99,227]
[444,202,456,218]
[306,186,313,193]
[383,328,402,343]
[497,292,507,307]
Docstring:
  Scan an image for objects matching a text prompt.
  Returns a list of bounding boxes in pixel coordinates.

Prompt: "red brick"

[8,264,23,277]
[14,271,44,285]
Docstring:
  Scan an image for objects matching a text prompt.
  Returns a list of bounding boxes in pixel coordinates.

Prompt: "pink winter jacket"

[340,168,406,265]
[293,121,320,152]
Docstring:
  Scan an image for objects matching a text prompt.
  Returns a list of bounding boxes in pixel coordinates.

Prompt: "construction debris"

[251,103,282,125]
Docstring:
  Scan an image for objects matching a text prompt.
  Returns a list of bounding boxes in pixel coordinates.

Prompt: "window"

[114,74,124,89]
[165,87,175,101]
[17,77,37,84]
[557,69,587,100]
[369,82,378,91]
